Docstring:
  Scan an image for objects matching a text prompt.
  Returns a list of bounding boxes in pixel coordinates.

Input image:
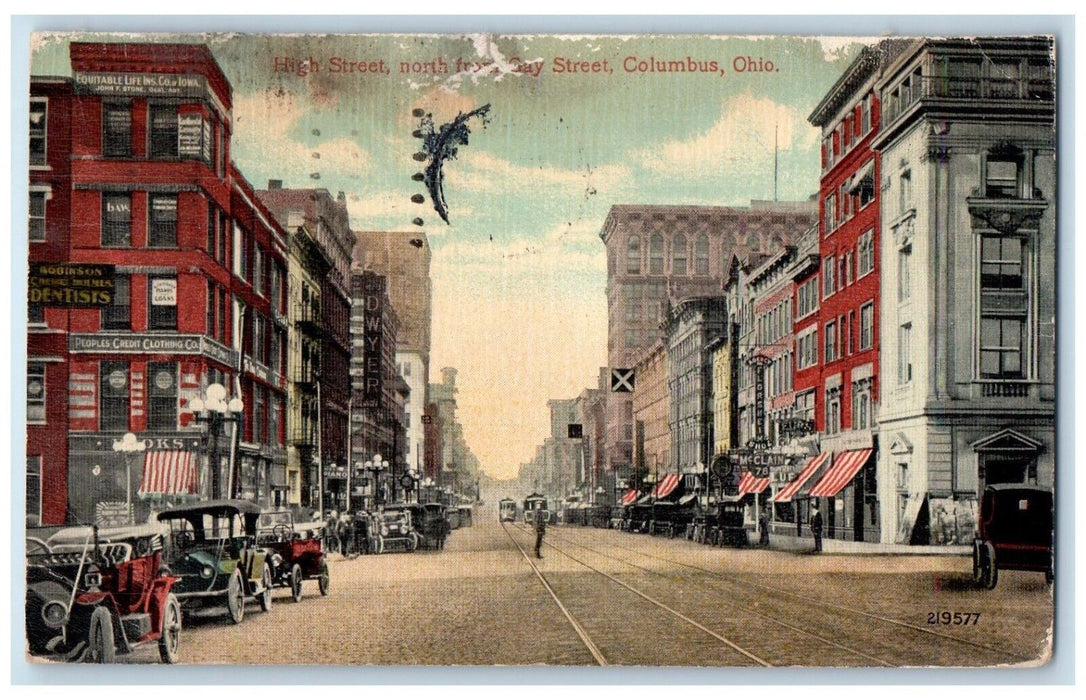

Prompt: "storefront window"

[99,361,129,432]
[27,362,46,423]
[147,362,177,431]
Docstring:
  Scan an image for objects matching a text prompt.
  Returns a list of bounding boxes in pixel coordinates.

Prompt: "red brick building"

[27,41,288,524]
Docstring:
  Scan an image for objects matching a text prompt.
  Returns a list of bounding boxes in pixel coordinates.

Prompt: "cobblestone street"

[165,519,1052,667]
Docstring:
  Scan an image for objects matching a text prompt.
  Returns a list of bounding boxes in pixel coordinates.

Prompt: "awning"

[138,451,199,496]
[635,495,653,506]
[737,472,770,495]
[652,473,681,499]
[808,449,873,497]
[620,489,639,505]
[678,493,698,506]
[773,452,830,502]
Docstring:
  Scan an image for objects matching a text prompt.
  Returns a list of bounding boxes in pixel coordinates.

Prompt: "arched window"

[673,234,688,275]
[695,234,710,275]
[626,236,641,274]
[649,234,664,275]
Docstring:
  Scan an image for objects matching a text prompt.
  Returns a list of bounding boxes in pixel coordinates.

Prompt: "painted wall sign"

[28,262,115,307]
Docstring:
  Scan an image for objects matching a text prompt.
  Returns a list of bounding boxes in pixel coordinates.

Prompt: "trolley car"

[498,498,518,522]
[522,493,553,524]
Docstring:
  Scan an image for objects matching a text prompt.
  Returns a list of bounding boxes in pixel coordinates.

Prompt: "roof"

[157,499,263,520]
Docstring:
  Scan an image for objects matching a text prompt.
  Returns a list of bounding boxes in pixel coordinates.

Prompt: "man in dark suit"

[533,502,546,559]
[810,505,824,553]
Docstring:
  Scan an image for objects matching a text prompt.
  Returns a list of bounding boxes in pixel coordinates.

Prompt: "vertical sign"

[749,353,772,442]
[363,273,384,407]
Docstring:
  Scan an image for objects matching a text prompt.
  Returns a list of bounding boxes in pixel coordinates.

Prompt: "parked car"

[157,500,273,623]
[972,484,1053,589]
[256,511,329,601]
[26,523,181,663]
[369,504,420,554]
[407,503,449,550]
[445,507,462,530]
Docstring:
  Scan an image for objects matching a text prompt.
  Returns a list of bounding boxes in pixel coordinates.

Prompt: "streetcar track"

[553,524,1034,664]
[500,522,608,665]
[506,522,772,667]
[528,523,896,666]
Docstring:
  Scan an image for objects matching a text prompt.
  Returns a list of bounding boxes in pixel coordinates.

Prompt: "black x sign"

[611,368,635,392]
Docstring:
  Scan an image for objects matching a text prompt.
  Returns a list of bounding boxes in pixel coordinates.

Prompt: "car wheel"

[85,606,115,663]
[158,594,181,664]
[290,564,304,603]
[981,541,998,590]
[258,564,273,612]
[226,569,245,624]
[318,560,330,596]
[971,541,983,585]
[375,537,385,555]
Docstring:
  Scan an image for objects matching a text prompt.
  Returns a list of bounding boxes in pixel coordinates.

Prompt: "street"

[159,518,1053,666]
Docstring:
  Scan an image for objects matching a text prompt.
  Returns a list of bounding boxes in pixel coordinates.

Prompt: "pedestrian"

[533,501,546,559]
[759,505,771,547]
[810,505,824,553]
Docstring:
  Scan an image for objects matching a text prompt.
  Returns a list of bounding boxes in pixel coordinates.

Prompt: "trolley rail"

[548,525,1035,666]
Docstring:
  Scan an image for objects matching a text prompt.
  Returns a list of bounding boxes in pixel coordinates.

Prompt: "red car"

[26,524,181,663]
[972,484,1053,589]
[257,511,329,601]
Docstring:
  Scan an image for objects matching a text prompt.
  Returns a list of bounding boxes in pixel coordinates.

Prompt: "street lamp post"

[364,453,390,507]
[111,432,146,524]
[190,382,244,500]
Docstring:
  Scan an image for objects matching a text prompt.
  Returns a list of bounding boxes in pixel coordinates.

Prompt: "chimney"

[268,179,283,190]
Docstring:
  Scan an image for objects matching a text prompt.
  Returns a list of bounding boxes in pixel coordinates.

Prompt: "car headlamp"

[200,565,215,579]
[41,601,68,628]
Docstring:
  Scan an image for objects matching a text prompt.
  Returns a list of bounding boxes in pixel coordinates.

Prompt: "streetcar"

[522,493,553,524]
[498,498,518,522]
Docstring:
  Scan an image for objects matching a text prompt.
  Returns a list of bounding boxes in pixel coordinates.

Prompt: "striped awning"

[652,473,681,499]
[138,451,199,496]
[808,449,872,498]
[737,472,770,495]
[620,489,639,505]
[773,452,830,503]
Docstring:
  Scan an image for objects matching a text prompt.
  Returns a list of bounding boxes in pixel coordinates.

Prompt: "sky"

[30,32,872,481]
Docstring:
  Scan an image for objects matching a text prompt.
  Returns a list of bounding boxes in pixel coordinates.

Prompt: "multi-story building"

[428,367,480,497]
[599,201,817,485]
[870,37,1056,545]
[631,340,668,488]
[800,41,905,543]
[353,230,433,474]
[579,377,608,504]
[664,296,728,483]
[229,170,289,509]
[256,184,354,494]
[28,42,261,524]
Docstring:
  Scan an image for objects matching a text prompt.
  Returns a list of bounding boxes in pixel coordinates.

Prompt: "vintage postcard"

[20,29,1057,669]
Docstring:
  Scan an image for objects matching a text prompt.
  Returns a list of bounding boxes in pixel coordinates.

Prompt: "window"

[253,386,266,444]
[986,157,1021,198]
[980,237,1024,290]
[147,362,177,430]
[148,276,178,330]
[149,105,179,159]
[253,243,265,295]
[625,299,641,323]
[269,396,282,446]
[207,202,218,257]
[980,318,1025,378]
[898,323,913,384]
[899,170,913,215]
[102,193,132,247]
[102,275,131,330]
[149,194,178,248]
[857,230,875,277]
[649,234,664,275]
[206,280,216,336]
[797,277,819,318]
[234,223,247,279]
[626,236,641,274]
[99,361,129,432]
[822,256,836,298]
[795,389,815,422]
[30,98,47,166]
[979,235,1028,379]
[860,302,874,351]
[824,321,838,363]
[847,311,854,355]
[218,212,228,263]
[797,329,818,370]
[825,388,841,435]
[695,235,710,275]
[29,191,47,241]
[839,257,848,290]
[27,362,46,423]
[824,193,836,234]
[28,302,44,325]
[856,165,875,208]
[624,329,639,348]
[218,289,227,341]
[898,242,913,300]
[270,329,283,374]
[27,456,42,526]
[672,234,687,276]
[103,103,132,157]
[861,94,872,134]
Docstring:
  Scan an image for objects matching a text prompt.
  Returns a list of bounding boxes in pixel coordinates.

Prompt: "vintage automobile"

[709,499,749,547]
[609,505,627,530]
[369,504,420,554]
[157,500,273,623]
[407,503,449,550]
[648,498,698,538]
[626,502,653,533]
[256,511,330,602]
[26,523,181,663]
[972,484,1053,589]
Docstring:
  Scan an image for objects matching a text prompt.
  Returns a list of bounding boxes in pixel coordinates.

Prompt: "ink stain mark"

[416,104,492,225]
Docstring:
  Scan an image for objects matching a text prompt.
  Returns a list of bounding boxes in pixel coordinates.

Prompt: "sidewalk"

[767,531,971,556]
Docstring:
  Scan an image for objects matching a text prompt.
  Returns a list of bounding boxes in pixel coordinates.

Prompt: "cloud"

[635,93,820,175]
[815,36,882,62]
[447,150,631,197]
[231,91,372,180]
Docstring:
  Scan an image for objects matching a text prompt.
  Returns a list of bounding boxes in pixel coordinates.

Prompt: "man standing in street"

[810,504,824,553]
[533,502,546,559]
